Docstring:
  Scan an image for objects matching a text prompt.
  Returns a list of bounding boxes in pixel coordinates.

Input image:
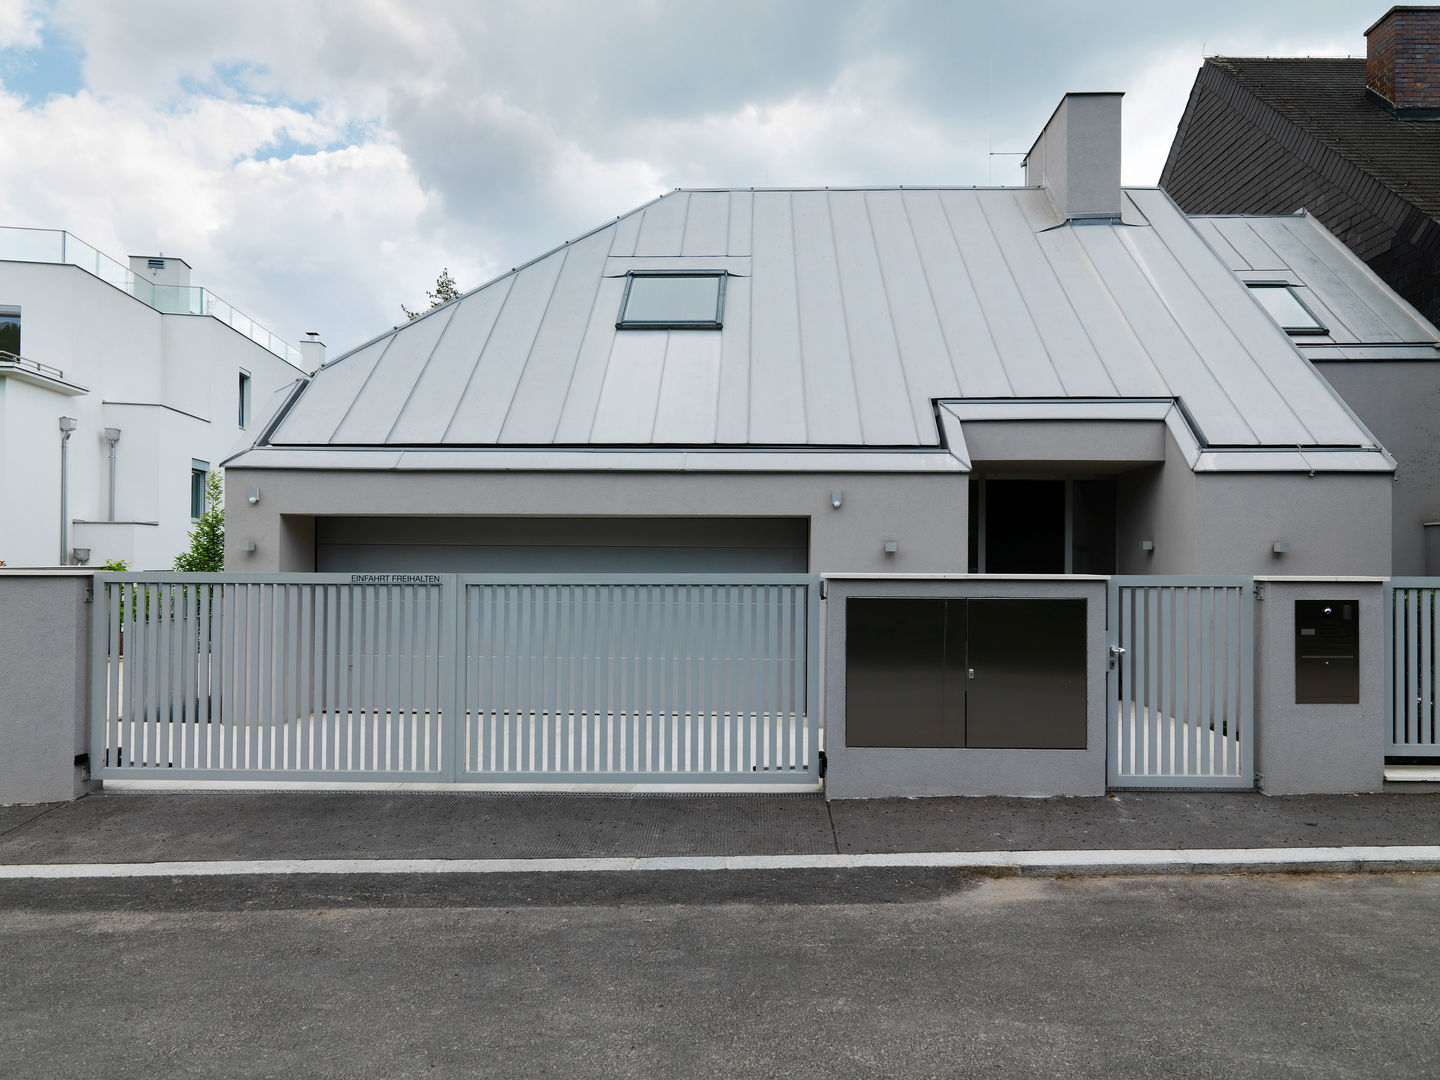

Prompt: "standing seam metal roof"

[266,186,1379,451]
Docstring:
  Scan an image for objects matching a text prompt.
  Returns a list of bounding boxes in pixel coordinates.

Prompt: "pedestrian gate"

[1107,577,1254,789]
[1387,579,1440,757]
[90,573,820,787]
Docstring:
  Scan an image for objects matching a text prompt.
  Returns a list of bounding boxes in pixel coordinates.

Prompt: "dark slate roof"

[1208,57,1440,219]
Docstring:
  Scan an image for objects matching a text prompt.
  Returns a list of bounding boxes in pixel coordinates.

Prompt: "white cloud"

[0,0,42,50]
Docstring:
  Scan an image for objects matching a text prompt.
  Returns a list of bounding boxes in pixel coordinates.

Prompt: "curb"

[2,846,1439,879]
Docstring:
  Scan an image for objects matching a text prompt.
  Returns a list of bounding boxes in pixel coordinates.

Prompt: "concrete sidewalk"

[0,790,1437,873]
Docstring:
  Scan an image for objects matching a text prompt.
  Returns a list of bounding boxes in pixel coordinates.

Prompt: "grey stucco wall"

[1254,578,1386,795]
[0,572,93,804]
[1314,360,1440,576]
[225,468,970,575]
[823,576,1108,799]
[1117,425,1393,576]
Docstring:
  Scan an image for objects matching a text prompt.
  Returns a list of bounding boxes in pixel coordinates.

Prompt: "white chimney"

[1023,92,1124,222]
[299,331,326,371]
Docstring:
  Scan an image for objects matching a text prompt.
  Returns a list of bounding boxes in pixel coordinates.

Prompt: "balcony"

[0,226,302,367]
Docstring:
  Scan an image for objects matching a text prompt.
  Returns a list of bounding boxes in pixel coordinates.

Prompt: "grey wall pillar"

[823,575,1108,799]
[0,571,94,804]
[1254,577,1386,795]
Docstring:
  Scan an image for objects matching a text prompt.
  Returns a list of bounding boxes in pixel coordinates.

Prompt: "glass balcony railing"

[0,225,303,367]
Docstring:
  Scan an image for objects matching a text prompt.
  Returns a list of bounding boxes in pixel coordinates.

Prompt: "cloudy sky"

[0,0,1373,355]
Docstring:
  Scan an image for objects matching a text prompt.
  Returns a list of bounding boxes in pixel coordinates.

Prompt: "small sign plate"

[349,573,442,585]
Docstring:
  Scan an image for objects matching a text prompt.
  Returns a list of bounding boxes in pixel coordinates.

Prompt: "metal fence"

[89,573,820,786]
[1107,577,1254,789]
[1387,579,1440,757]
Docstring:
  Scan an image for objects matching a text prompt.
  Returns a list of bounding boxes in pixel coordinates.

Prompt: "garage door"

[315,516,809,573]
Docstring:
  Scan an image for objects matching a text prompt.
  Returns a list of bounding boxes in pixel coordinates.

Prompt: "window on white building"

[238,370,252,428]
[0,306,18,355]
[190,461,209,519]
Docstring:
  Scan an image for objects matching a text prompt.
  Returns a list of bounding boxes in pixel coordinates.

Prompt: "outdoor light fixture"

[883,541,898,556]
[241,540,257,553]
[1140,540,1155,552]
[71,548,90,565]
[1273,541,1291,554]
[248,488,261,505]
[831,490,843,509]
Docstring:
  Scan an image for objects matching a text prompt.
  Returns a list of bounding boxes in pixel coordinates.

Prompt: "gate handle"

[1108,644,1126,671]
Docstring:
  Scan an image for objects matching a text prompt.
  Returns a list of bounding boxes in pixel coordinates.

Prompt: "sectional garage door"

[315,516,810,574]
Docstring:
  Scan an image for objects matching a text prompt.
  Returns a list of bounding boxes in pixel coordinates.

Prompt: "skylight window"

[617,272,725,329]
[1248,283,1327,334]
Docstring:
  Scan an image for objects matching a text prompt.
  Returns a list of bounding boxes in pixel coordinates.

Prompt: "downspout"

[103,427,121,520]
[58,416,77,564]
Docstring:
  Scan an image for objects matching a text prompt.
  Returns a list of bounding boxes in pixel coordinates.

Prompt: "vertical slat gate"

[91,574,450,782]
[1388,580,1440,756]
[93,572,821,788]
[455,575,821,784]
[1108,576,1254,789]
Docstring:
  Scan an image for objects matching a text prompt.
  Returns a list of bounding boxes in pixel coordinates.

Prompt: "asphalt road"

[1,870,1436,1079]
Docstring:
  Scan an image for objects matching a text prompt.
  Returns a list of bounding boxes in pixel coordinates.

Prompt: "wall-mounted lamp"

[1272,541,1291,554]
[830,490,843,510]
[1140,540,1155,552]
[247,488,261,505]
[883,541,898,556]
[241,540,257,553]
[70,547,90,565]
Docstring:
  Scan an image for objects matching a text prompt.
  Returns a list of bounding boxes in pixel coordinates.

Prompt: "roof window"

[617,271,725,329]
[1248,283,1326,335]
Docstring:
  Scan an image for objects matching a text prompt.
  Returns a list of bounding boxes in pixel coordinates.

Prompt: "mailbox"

[1295,600,1359,704]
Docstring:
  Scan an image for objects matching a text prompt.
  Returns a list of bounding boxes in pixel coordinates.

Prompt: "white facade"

[0,229,309,569]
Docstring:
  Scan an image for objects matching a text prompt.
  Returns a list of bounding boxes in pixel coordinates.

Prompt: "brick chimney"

[1366,6,1440,113]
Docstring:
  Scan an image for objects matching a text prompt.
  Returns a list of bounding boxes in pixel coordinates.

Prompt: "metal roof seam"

[1125,194,1272,443]
[790,190,815,444]
[548,240,615,444]
[437,272,520,443]
[935,191,1016,396]
[492,241,575,443]
[861,190,926,443]
[379,301,461,445]
[1104,218,1251,438]
[1063,225,1169,397]
[1156,210,1334,445]
[898,191,965,396]
[325,329,403,442]
[973,188,1072,396]
[676,191,692,253]
[1019,211,1124,398]
[1292,212,1440,340]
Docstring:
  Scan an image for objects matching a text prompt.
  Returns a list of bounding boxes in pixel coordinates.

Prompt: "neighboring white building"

[0,227,316,569]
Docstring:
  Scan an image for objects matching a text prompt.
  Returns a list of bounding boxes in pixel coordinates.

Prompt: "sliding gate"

[1107,577,1254,789]
[90,573,820,786]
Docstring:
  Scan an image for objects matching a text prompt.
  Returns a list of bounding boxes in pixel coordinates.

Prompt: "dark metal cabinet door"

[1295,600,1360,704]
[965,598,1087,749]
[844,598,964,747]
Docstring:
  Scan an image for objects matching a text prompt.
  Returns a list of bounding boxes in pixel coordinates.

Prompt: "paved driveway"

[1,870,1436,1079]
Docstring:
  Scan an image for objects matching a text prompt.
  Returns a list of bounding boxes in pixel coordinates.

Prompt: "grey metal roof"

[264,186,1380,453]
[1191,212,1440,354]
